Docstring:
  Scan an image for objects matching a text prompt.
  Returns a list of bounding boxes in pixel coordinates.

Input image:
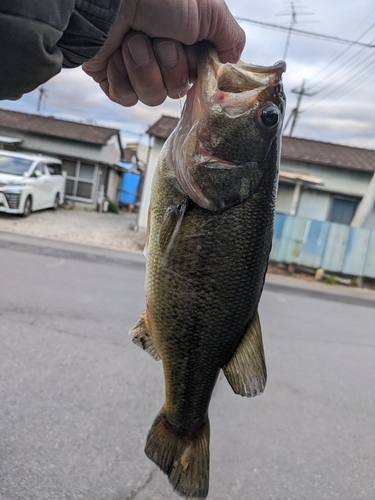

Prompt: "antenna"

[276,2,314,59]
[284,79,316,136]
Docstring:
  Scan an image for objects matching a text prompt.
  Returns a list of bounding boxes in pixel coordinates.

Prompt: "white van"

[0,151,66,217]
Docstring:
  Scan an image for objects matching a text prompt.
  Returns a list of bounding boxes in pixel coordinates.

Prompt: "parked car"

[0,151,66,217]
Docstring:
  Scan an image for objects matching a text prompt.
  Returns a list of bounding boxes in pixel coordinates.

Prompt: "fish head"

[168,44,286,211]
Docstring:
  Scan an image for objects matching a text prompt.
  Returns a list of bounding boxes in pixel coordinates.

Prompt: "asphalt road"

[1,232,374,500]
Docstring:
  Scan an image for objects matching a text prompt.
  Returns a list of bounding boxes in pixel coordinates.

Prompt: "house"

[138,115,179,228]
[0,109,123,209]
[138,115,375,231]
[278,137,375,229]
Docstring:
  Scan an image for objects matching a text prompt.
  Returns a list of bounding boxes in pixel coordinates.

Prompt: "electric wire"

[305,36,375,100]
[303,42,375,115]
[307,21,375,88]
[235,16,375,48]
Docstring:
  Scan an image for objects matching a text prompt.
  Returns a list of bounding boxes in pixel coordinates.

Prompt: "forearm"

[0,0,122,100]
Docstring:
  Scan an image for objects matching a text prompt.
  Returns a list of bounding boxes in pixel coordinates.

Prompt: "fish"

[130,43,286,499]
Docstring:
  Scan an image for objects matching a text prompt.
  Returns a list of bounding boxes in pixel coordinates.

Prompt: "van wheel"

[22,196,32,217]
[53,193,60,210]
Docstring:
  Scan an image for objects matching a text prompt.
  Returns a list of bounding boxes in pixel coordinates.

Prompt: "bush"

[323,276,337,285]
[105,198,120,214]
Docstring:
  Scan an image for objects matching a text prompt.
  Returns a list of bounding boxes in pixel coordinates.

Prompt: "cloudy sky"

[1,0,375,150]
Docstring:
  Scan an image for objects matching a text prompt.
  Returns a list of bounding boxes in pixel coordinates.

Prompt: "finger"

[153,39,190,99]
[205,3,246,63]
[106,49,138,106]
[128,0,245,64]
[122,31,167,106]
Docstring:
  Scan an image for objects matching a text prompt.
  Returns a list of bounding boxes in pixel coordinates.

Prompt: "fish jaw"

[168,44,286,211]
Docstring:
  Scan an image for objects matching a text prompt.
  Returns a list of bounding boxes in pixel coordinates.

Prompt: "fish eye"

[258,105,280,129]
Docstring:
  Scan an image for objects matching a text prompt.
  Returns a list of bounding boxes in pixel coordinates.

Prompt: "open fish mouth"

[207,59,286,117]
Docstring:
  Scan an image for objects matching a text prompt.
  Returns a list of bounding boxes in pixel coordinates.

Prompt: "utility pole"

[37,86,47,112]
[284,80,315,136]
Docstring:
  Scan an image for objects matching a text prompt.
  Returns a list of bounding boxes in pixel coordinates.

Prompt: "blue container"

[119,163,141,205]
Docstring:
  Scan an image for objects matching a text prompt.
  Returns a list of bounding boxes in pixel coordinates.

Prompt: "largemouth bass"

[131,44,286,499]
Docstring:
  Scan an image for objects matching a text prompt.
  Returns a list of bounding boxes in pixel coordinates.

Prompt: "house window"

[62,159,97,201]
[328,196,359,225]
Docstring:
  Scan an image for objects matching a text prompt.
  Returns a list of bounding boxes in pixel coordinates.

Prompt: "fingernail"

[155,41,178,68]
[113,50,127,75]
[128,35,150,67]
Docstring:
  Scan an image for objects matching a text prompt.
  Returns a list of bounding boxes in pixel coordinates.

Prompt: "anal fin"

[130,311,161,361]
[222,310,266,397]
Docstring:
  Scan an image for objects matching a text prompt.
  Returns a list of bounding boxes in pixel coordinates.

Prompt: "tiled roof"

[146,115,179,139]
[146,114,375,173]
[282,136,375,172]
[0,109,120,145]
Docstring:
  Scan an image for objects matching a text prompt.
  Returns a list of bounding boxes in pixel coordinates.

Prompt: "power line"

[303,50,375,117]
[235,17,375,48]
[307,25,375,91]
[306,39,375,98]
[302,32,375,115]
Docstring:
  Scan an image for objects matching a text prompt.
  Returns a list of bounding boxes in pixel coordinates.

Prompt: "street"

[1,231,374,500]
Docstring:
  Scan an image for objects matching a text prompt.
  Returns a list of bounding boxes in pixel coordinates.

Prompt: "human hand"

[82,0,245,107]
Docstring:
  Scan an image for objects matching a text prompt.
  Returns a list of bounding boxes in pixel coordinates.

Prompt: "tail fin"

[145,409,210,499]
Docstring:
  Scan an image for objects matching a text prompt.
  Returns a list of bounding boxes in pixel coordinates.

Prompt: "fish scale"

[130,43,286,499]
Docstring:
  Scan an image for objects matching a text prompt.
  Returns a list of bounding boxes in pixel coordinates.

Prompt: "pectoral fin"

[130,311,161,361]
[222,311,266,397]
[159,199,189,264]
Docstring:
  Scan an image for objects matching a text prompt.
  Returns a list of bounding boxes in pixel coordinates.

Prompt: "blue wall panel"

[270,213,286,261]
[342,228,370,276]
[298,220,330,268]
[271,212,375,278]
[275,216,308,263]
[363,232,375,279]
[320,223,350,273]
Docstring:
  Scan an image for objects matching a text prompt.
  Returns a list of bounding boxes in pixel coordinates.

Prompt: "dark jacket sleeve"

[0,0,122,100]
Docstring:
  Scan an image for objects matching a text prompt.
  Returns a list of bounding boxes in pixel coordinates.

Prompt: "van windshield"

[0,155,33,175]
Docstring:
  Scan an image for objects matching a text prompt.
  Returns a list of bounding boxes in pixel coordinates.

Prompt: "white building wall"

[0,128,121,165]
[281,159,372,198]
[276,183,294,213]
[137,137,164,229]
[297,189,331,220]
